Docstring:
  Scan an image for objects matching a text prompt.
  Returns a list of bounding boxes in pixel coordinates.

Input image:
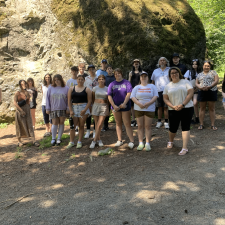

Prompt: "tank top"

[93,86,108,100]
[71,86,87,103]
[131,72,140,88]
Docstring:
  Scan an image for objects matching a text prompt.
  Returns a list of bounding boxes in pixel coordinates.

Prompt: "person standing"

[78,62,88,77]
[96,59,108,77]
[108,68,134,149]
[41,73,52,137]
[84,65,98,138]
[128,59,142,127]
[102,64,115,131]
[151,57,170,129]
[196,61,219,131]
[184,59,201,124]
[163,67,194,155]
[90,75,109,148]
[131,72,158,151]
[67,75,92,149]
[27,78,38,130]
[14,80,39,147]
[170,53,187,75]
[46,74,69,146]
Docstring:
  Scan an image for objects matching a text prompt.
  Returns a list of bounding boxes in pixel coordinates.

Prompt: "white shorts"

[72,104,90,117]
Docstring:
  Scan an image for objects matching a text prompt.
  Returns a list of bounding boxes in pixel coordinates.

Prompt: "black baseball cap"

[101,59,107,63]
[172,53,180,58]
[88,64,95,70]
[140,71,148,76]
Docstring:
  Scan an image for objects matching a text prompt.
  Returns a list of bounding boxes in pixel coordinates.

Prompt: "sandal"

[167,142,173,149]
[18,142,24,147]
[198,125,204,130]
[211,126,217,131]
[178,148,188,156]
[33,142,40,147]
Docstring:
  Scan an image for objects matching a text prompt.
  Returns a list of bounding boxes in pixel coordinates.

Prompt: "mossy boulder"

[51,0,206,73]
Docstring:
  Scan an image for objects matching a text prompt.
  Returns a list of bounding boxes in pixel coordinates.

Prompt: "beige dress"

[15,91,34,138]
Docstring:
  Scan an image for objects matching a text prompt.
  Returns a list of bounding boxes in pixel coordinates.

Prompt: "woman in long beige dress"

[14,80,39,147]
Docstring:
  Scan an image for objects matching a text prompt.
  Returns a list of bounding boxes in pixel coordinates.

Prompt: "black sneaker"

[51,140,56,146]
[131,120,136,127]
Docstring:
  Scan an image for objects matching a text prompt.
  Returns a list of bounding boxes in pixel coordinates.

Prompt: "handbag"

[18,95,27,107]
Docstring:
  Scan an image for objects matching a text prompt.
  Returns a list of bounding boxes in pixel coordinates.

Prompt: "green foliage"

[0,123,8,129]
[39,134,70,149]
[109,112,115,123]
[187,0,225,73]
[64,119,70,126]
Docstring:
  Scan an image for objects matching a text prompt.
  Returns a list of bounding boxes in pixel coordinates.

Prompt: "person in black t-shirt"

[170,53,187,75]
[128,59,142,127]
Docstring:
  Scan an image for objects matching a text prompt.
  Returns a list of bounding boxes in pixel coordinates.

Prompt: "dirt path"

[1,100,225,225]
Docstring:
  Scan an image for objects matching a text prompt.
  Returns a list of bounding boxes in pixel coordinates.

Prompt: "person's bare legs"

[208,101,216,127]
[169,131,176,143]
[193,94,199,118]
[78,115,89,142]
[144,116,153,143]
[182,131,190,149]
[45,123,51,132]
[199,102,207,125]
[113,111,123,141]
[70,117,79,143]
[164,107,168,120]
[93,115,106,141]
[136,116,144,143]
[122,111,134,142]
[30,109,36,129]
[131,106,135,121]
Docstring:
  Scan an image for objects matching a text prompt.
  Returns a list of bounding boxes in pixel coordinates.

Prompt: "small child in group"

[222,73,225,110]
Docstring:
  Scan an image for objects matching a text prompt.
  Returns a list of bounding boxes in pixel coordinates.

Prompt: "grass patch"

[38,121,45,125]
[0,123,8,129]
[27,143,33,147]
[64,119,69,126]
[39,134,70,149]
[65,153,76,162]
[15,147,23,159]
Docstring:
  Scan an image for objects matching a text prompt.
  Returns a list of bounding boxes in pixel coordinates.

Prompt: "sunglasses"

[192,59,199,62]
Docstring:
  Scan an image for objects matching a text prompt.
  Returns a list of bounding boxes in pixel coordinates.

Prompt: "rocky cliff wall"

[0,0,206,123]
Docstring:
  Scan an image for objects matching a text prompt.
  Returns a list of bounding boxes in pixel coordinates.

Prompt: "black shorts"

[131,100,134,107]
[197,90,217,102]
[169,107,194,133]
[156,91,167,107]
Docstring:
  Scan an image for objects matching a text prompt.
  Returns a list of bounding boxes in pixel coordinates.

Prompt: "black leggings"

[104,104,111,128]
[169,107,194,133]
[86,115,95,130]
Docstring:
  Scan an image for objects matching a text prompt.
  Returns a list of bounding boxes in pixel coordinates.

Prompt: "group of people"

[13,54,221,155]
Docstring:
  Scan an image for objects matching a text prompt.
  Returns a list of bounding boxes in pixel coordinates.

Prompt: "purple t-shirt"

[108,79,133,110]
[46,86,69,112]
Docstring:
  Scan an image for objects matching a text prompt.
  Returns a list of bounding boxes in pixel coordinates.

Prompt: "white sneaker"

[84,130,90,138]
[156,122,163,128]
[93,130,95,138]
[89,141,96,149]
[128,142,134,149]
[164,122,169,129]
[98,140,104,147]
[115,141,123,147]
[144,143,151,151]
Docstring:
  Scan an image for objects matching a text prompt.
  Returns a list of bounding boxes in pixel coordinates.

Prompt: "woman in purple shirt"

[108,68,134,149]
[46,74,69,146]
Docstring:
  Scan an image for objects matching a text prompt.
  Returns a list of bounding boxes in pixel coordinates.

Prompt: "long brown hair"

[27,78,35,88]
[18,80,29,97]
[52,74,65,87]
[43,73,52,86]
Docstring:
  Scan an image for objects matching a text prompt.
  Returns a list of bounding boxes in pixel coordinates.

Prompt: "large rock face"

[0,0,205,123]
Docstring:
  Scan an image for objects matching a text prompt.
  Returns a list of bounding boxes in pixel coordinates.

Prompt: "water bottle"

[69,117,74,130]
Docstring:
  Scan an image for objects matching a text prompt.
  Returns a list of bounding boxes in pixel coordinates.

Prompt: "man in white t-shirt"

[151,57,170,129]
[66,66,78,88]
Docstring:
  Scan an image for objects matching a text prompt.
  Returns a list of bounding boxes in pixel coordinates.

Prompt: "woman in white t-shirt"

[131,72,158,151]
[163,67,194,155]
[41,73,52,137]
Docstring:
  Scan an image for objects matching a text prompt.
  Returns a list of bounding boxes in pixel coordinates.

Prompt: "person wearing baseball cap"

[128,59,143,127]
[130,71,158,151]
[170,53,187,75]
[96,59,108,77]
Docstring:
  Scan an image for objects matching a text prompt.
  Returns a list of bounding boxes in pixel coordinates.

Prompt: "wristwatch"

[182,104,185,107]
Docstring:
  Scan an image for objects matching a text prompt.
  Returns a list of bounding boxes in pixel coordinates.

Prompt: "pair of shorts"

[156,91,167,107]
[42,105,52,124]
[72,103,90,117]
[49,110,67,120]
[92,103,109,116]
[197,90,217,102]
[135,110,155,118]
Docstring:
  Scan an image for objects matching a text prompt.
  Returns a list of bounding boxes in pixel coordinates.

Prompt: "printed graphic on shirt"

[52,89,67,100]
[137,88,151,93]
[112,84,127,90]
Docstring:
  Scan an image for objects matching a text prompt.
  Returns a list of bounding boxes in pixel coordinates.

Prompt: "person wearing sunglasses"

[184,59,202,124]
[196,60,219,131]
[163,67,194,156]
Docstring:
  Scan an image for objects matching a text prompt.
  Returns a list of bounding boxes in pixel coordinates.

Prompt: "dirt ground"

[1,100,225,225]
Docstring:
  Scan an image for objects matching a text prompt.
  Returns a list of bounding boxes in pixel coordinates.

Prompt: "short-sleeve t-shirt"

[130,84,158,112]
[96,70,108,77]
[197,70,218,91]
[66,78,77,88]
[151,67,170,92]
[184,70,198,81]
[93,86,108,100]
[108,79,132,110]
[163,79,194,110]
